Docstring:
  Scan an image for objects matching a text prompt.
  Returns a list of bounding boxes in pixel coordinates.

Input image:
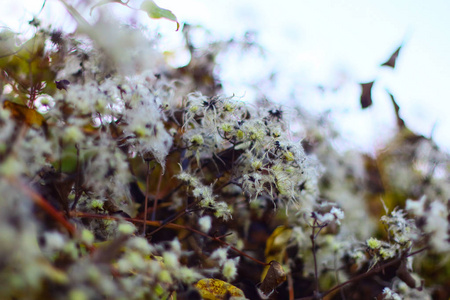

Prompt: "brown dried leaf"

[3,100,46,127]
[259,261,287,296]
[381,45,402,68]
[360,81,375,109]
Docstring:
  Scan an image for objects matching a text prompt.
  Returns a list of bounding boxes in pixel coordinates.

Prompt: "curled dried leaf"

[259,261,286,297]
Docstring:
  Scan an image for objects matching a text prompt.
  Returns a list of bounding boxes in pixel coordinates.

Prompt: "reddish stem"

[72,210,269,266]
[11,178,76,236]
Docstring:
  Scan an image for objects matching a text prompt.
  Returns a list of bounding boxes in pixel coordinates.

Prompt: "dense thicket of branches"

[0,2,449,300]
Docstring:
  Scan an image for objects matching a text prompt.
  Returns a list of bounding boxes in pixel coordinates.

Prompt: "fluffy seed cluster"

[1,4,450,300]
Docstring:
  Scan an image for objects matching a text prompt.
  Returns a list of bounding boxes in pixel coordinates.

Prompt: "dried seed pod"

[259,261,287,297]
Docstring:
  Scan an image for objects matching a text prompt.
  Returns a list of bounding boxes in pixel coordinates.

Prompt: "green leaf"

[0,30,17,59]
[0,32,57,99]
[140,0,180,31]
[55,145,78,173]
[90,0,130,16]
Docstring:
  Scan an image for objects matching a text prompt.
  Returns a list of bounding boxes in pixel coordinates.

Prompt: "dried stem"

[142,161,150,236]
[286,251,294,300]
[12,178,76,236]
[146,199,200,236]
[151,167,163,221]
[295,247,429,300]
[72,210,269,267]
[71,143,82,211]
[310,218,320,298]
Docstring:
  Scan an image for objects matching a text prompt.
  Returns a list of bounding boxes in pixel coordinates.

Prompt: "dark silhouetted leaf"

[55,79,70,90]
[381,45,402,68]
[360,81,375,109]
[387,90,405,129]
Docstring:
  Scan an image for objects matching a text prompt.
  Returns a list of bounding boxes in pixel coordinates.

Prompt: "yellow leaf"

[265,226,293,258]
[195,278,246,300]
[261,226,292,280]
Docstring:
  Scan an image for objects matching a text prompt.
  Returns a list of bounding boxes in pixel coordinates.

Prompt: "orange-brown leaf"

[3,100,45,127]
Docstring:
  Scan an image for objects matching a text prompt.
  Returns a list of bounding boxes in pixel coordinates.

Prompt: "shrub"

[0,2,449,299]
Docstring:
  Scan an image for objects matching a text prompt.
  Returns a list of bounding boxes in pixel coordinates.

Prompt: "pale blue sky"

[2,0,450,153]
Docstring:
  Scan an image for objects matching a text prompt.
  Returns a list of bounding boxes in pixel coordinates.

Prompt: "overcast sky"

[2,0,450,153]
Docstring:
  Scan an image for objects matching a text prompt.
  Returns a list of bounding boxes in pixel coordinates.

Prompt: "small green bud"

[367,237,381,249]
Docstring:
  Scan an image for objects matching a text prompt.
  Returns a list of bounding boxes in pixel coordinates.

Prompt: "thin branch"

[151,167,163,221]
[213,179,240,193]
[295,247,429,300]
[11,178,76,236]
[310,218,320,298]
[71,143,82,211]
[334,251,346,300]
[205,230,269,266]
[286,252,295,300]
[143,161,150,236]
[146,199,200,236]
[72,210,269,267]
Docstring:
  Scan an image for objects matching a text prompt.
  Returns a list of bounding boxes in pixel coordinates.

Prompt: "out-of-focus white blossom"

[198,215,212,233]
[382,287,402,300]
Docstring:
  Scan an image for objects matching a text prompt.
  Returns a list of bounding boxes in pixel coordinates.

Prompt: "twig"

[72,210,269,266]
[213,179,241,193]
[310,218,320,298]
[143,161,150,236]
[146,199,200,236]
[334,251,346,300]
[151,167,163,221]
[11,178,76,236]
[286,251,294,300]
[204,230,268,266]
[295,247,429,300]
[71,143,82,211]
